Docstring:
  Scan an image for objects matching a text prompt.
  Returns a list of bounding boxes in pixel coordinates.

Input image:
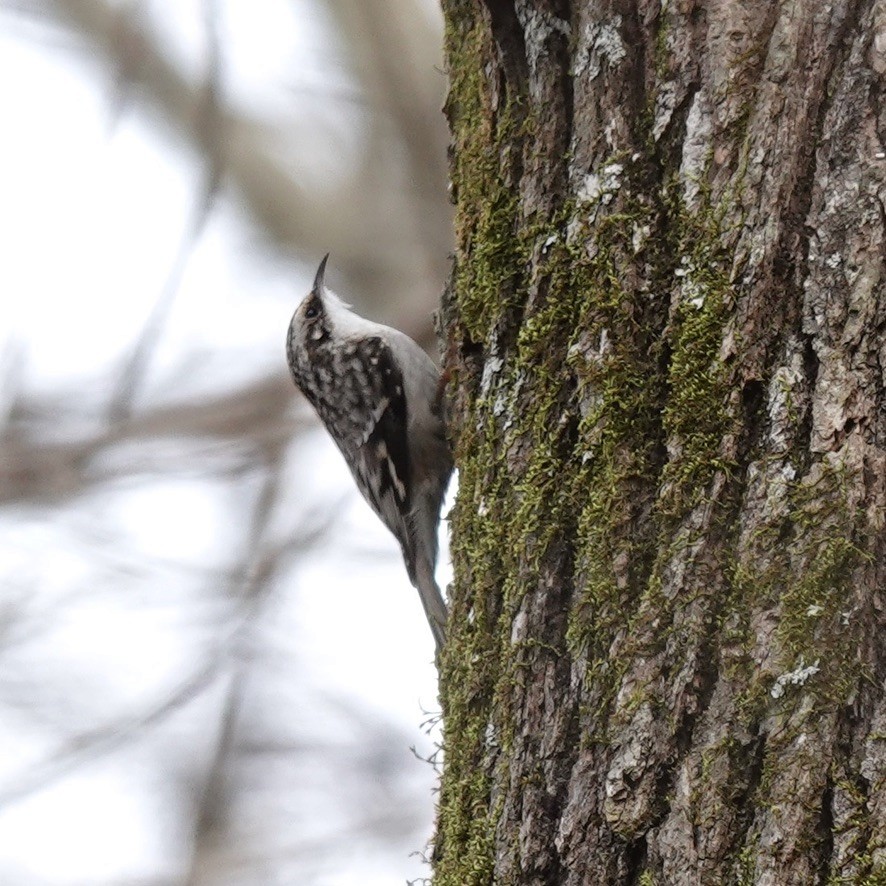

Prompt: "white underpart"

[321,287,382,337]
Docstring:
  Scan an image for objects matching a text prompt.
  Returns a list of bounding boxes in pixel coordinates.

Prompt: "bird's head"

[286,254,350,374]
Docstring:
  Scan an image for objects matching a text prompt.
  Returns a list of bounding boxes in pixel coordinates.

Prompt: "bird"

[285,255,453,651]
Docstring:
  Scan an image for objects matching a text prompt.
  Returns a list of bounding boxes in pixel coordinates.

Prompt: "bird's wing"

[323,337,413,558]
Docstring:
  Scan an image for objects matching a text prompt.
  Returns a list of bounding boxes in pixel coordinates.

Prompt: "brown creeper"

[285,255,452,651]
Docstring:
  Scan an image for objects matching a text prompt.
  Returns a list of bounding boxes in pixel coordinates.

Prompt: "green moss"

[823,778,874,884]
[561,176,744,747]
[826,864,886,886]
[657,193,735,518]
[444,0,528,344]
[437,412,509,883]
[455,181,527,343]
[692,454,875,881]
[730,457,870,711]
[546,223,661,742]
[450,155,739,780]
[434,6,517,881]
[439,178,671,872]
[855,870,886,886]
[735,840,758,886]
[652,3,673,82]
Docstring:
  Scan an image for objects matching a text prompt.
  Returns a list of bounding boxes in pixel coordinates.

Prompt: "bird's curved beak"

[312,253,330,296]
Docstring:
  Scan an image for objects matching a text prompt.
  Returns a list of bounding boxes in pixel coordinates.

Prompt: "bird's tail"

[414,555,448,654]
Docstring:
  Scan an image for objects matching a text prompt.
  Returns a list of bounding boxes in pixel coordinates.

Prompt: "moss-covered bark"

[435,1,886,884]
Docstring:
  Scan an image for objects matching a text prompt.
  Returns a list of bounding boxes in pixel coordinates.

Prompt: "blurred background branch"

[51,0,451,314]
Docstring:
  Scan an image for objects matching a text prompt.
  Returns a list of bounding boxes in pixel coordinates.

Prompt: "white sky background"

[0,1,449,883]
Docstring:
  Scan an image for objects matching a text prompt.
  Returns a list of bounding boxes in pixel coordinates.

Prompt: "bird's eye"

[305,301,319,320]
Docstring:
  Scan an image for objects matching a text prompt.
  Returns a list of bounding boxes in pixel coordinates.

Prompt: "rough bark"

[435,0,886,884]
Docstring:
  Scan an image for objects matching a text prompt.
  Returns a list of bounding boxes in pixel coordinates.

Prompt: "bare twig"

[47,0,451,313]
[0,375,305,503]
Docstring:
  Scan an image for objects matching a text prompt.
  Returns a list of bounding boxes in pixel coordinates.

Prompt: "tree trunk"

[434,0,886,883]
